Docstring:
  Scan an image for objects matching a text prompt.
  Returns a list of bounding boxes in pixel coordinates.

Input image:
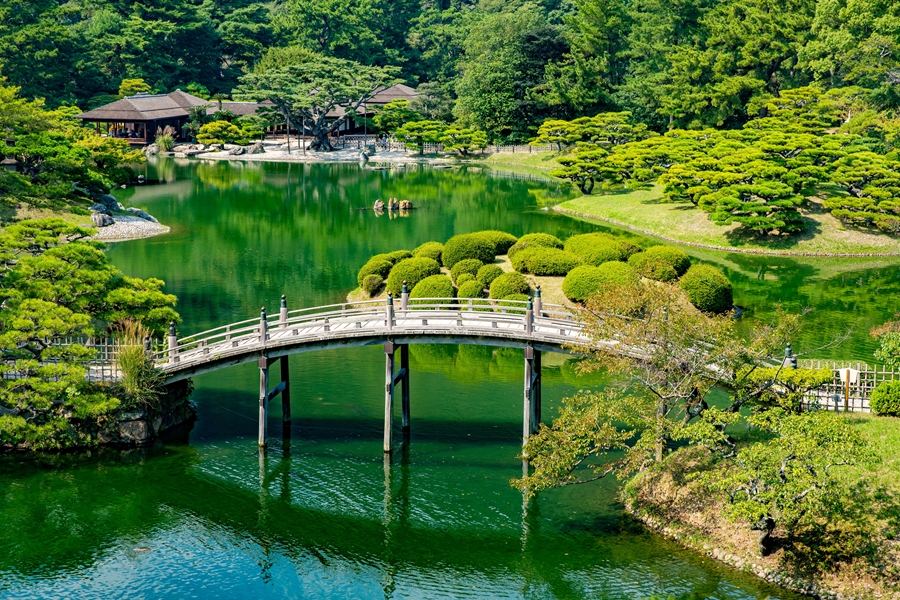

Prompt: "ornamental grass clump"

[476,264,504,287]
[489,272,530,299]
[413,241,444,263]
[679,264,733,313]
[410,274,455,305]
[450,258,483,283]
[563,262,638,302]
[507,233,563,259]
[511,246,581,276]
[386,257,441,296]
[564,232,629,265]
[470,230,518,254]
[441,234,496,268]
[114,320,165,409]
[870,381,900,416]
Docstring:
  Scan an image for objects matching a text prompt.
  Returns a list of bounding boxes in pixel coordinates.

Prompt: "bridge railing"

[153,297,582,366]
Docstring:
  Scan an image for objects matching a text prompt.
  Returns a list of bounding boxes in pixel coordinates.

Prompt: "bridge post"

[525,298,534,335]
[167,321,178,363]
[259,307,268,344]
[400,281,409,312]
[533,286,542,318]
[384,341,395,453]
[400,344,410,431]
[523,345,542,447]
[386,293,395,330]
[280,355,291,424]
[534,349,542,427]
[279,295,288,328]
[258,356,269,447]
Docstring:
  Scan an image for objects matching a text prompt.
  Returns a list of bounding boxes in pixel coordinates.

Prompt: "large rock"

[207,143,224,151]
[247,142,265,155]
[223,144,240,151]
[97,194,118,211]
[126,207,159,223]
[228,146,246,156]
[143,144,159,156]
[91,213,114,227]
[90,203,111,215]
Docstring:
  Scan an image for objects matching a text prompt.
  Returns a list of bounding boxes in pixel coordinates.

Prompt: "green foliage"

[118,78,151,97]
[562,262,639,302]
[372,99,419,134]
[455,273,475,286]
[449,259,483,283]
[476,264,504,287]
[362,274,384,297]
[440,126,488,157]
[507,233,564,259]
[357,257,393,287]
[156,133,175,152]
[511,247,581,276]
[628,245,691,281]
[469,230,518,255]
[114,320,165,409]
[498,293,531,314]
[564,232,628,265]
[741,367,834,413]
[870,381,900,417]
[679,264,733,313]
[457,279,486,299]
[641,245,691,276]
[197,120,245,145]
[385,249,413,263]
[441,234,496,269]
[409,274,454,305]
[395,120,446,155]
[489,272,530,300]
[824,152,900,234]
[412,241,444,263]
[385,257,441,297]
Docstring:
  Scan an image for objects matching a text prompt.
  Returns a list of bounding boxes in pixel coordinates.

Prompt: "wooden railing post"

[400,281,409,312]
[386,293,394,330]
[259,307,268,344]
[525,298,534,335]
[533,286,542,318]
[279,294,288,328]
[168,321,178,363]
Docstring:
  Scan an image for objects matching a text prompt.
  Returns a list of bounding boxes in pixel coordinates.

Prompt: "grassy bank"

[464,151,561,180]
[624,414,900,599]
[557,185,900,256]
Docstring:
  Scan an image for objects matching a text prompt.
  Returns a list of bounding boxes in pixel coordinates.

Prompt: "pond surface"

[4,157,898,599]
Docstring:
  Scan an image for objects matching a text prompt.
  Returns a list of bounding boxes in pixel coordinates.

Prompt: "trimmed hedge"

[386,257,441,297]
[362,274,383,296]
[871,381,900,416]
[476,264,504,286]
[507,233,563,259]
[490,272,530,299]
[643,245,691,276]
[450,258,483,283]
[385,249,413,263]
[498,293,530,314]
[564,233,627,265]
[456,273,476,286]
[511,246,581,276]
[680,264,733,313]
[441,234,496,269]
[562,262,638,302]
[457,279,486,299]
[410,274,455,305]
[628,252,679,282]
[470,230,518,254]
[357,257,393,287]
[413,241,444,263]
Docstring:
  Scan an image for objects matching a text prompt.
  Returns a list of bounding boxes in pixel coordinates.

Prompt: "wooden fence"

[265,134,556,156]
[798,360,899,412]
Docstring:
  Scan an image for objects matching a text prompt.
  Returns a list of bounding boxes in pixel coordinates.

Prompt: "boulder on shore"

[91,213,114,227]
[143,143,159,156]
[126,207,159,223]
[90,203,111,215]
[228,146,246,156]
[247,142,265,155]
[97,194,119,211]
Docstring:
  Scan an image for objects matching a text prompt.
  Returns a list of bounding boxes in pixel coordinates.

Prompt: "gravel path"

[91,215,170,242]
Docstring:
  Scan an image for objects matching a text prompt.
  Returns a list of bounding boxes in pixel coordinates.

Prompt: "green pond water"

[3,157,898,599]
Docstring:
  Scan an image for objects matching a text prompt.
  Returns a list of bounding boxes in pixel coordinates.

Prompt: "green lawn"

[462,150,562,180]
[557,185,900,255]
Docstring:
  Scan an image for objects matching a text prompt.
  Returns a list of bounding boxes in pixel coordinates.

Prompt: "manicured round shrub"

[357,257,393,287]
[470,230,518,254]
[507,233,563,259]
[457,279,486,299]
[413,241,444,263]
[680,264,733,313]
[476,264,504,286]
[490,272,530,299]
[562,262,638,302]
[870,381,900,416]
[386,257,441,297]
[441,234,496,269]
[361,274,384,297]
[450,258,483,283]
[511,246,581,276]
[456,273,476,286]
[498,293,530,314]
[643,245,691,276]
[628,252,679,282]
[410,274,454,304]
[564,233,626,265]
[386,249,413,263]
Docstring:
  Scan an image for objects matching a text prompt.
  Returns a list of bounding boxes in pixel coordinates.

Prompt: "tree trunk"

[751,517,776,556]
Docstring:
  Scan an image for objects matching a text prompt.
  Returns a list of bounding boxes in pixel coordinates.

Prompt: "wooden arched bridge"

[152,288,592,453]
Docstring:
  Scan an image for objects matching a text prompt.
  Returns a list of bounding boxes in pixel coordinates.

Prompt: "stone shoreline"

[91,214,171,243]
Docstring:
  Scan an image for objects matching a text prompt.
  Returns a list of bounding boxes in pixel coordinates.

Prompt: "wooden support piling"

[258,356,269,447]
[280,355,291,424]
[384,341,395,453]
[400,344,410,431]
[523,346,533,448]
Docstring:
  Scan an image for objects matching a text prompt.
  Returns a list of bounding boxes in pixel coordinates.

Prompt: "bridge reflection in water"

[156,286,592,454]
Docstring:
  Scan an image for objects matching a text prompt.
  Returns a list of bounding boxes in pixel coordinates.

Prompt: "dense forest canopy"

[2,0,899,142]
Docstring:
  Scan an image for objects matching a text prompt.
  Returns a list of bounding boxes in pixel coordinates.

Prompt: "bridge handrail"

[153,298,583,363]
